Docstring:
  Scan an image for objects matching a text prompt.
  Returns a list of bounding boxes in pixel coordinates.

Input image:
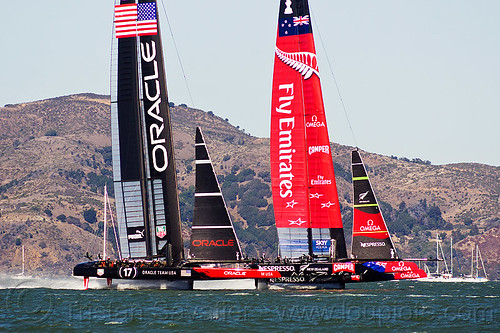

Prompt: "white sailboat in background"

[419,234,458,281]
[419,235,489,282]
[461,244,489,282]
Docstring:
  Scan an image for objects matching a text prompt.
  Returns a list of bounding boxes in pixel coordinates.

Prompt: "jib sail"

[189,127,242,261]
[351,149,397,259]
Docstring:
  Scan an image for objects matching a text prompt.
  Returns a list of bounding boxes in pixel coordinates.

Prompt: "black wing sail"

[351,150,397,259]
[111,0,183,262]
[189,127,243,261]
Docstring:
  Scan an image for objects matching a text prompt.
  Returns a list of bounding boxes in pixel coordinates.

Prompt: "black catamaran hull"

[73,261,281,290]
[74,259,426,289]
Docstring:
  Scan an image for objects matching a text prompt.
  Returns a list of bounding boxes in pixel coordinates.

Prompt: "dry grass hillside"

[0,94,498,279]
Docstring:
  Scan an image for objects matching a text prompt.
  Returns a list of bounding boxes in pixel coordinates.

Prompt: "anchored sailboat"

[419,237,489,282]
[464,244,489,282]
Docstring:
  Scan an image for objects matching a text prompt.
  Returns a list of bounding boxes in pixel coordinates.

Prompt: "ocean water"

[0,277,498,332]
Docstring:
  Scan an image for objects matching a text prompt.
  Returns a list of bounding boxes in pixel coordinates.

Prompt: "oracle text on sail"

[141,40,168,173]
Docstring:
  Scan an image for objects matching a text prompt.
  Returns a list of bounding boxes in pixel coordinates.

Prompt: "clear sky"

[1,1,499,166]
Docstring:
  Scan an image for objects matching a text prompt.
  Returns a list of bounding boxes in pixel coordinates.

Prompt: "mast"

[112,0,183,262]
[270,0,346,260]
[450,237,453,276]
[477,246,488,279]
[439,238,449,274]
[476,244,479,278]
[351,150,397,260]
[21,245,25,276]
[436,233,439,274]
[470,246,474,278]
[103,185,108,259]
[189,127,243,261]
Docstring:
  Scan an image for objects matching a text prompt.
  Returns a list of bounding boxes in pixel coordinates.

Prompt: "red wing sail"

[271,0,346,259]
[351,150,397,259]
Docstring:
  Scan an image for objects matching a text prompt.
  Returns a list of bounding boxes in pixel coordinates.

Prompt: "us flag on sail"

[115,2,157,38]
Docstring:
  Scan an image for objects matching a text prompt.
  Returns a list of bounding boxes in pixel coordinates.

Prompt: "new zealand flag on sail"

[278,0,312,36]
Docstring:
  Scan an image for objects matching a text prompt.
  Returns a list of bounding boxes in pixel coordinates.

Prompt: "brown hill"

[0,94,498,279]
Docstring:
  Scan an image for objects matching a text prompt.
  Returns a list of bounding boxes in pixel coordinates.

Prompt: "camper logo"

[156,226,167,239]
[308,145,329,155]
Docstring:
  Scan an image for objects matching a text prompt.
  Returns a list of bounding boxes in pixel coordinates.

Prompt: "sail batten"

[271,0,347,260]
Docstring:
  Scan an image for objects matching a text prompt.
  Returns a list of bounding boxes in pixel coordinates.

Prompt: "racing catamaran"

[73,0,278,289]
[262,0,426,287]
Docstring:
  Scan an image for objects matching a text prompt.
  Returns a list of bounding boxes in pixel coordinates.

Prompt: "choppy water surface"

[0,277,498,332]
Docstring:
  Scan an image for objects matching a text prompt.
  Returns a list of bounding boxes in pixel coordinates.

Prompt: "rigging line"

[106,186,122,260]
[159,0,196,108]
[311,8,359,149]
